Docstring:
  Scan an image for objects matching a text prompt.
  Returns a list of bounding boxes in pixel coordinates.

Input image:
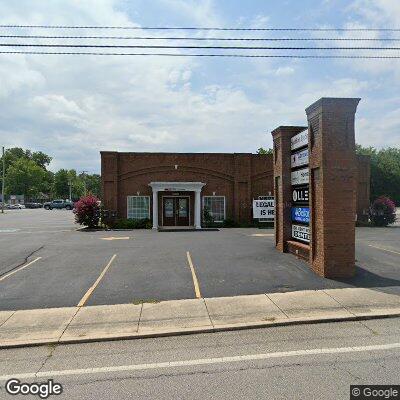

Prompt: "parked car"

[25,202,43,209]
[7,203,25,209]
[43,199,74,210]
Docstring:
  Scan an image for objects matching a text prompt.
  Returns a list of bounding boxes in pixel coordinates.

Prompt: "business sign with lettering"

[292,186,309,204]
[292,224,310,243]
[291,168,309,186]
[291,130,308,151]
[291,148,309,168]
[291,207,310,224]
[253,199,275,219]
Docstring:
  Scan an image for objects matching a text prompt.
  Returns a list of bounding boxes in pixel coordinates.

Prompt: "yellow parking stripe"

[0,257,42,282]
[368,244,400,256]
[186,251,202,299]
[77,254,117,307]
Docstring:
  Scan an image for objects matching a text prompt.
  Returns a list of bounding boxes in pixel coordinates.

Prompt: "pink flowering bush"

[73,195,100,228]
[369,196,396,227]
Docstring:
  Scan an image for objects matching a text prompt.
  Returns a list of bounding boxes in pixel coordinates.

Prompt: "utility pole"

[1,147,5,214]
[81,171,87,196]
[68,179,72,201]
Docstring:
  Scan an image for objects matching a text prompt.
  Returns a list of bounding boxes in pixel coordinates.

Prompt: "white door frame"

[149,182,205,230]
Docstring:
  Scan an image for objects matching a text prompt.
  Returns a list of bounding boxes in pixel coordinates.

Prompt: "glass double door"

[162,196,190,226]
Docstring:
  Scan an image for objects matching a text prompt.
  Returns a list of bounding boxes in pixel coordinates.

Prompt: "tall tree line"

[0,148,101,201]
[258,145,400,205]
[356,145,400,205]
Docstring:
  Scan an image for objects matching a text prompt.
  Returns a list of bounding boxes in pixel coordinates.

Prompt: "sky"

[0,0,399,173]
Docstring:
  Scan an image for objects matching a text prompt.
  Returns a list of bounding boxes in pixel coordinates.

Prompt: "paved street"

[1,318,400,399]
[0,209,399,311]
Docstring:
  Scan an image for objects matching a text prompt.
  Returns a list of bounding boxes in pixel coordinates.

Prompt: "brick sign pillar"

[306,97,360,278]
[272,98,360,279]
[272,126,307,252]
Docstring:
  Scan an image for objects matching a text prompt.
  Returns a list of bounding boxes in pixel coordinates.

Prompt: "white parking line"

[0,257,42,282]
[1,342,399,381]
[368,244,400,256]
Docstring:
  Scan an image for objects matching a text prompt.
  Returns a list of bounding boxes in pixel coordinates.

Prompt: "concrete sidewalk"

[1,287,400,348]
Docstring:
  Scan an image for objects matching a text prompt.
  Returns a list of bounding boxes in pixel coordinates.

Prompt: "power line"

[2,43,400,50]
[1,25,400,31]
[1,35,400,41]
[1,51,400,58]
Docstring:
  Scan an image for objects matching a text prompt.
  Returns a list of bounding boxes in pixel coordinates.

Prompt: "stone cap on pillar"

[306,97,360,118]
[271,126,307,140]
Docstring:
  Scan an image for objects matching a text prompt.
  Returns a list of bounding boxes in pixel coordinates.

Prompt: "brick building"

[101,151,370,229]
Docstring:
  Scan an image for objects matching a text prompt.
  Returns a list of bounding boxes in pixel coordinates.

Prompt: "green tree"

[53,169,70,199]
[5,158,48,198]
[31,151,52,169]
[257,147,273,155]
[54,169,85,200]
[1,147,27,174]
[82,173,101,197]
[356,144,400,205]
[0,147,52,173]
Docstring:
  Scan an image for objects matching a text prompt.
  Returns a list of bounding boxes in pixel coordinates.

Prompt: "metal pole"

[68,180,72,201]
[1,147,5,213]
[81,171,87,196]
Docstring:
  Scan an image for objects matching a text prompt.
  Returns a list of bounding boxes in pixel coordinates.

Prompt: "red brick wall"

[101,151,369,224]
[101,152,274,223]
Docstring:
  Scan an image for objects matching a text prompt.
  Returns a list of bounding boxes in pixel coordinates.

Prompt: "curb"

[2,311,400,350]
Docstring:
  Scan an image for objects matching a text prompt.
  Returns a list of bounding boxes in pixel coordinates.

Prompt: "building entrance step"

[158,227,219,232]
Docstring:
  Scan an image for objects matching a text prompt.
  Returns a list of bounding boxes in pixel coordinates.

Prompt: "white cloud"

[275,67,295,76]
[0,0,399,174]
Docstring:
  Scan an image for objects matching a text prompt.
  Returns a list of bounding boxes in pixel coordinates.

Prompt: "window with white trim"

[203,196,225,222]
[127,196,150,220]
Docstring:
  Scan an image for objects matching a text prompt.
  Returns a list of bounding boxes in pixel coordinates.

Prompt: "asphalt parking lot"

[0,209,399,311]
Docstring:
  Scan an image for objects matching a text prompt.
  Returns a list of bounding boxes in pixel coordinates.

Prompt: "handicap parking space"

[1,209,400,311]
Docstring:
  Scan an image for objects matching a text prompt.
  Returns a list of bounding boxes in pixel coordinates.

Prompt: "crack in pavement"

[35,344,58,377]
[65,361,306,387]
[0,245,44,278]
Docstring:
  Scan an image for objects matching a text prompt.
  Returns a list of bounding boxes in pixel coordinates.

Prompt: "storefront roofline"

[149,182,206,191]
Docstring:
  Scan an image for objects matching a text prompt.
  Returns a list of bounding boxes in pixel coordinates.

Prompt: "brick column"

[233,154,251,223]
[100,151,119,212]
[271,126,307,252]
[306,98,360,278]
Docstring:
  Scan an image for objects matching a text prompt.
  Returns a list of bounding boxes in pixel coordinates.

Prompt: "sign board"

[292,186,309,204]
[291,148,309,168]
[253,199,275,219]
[291,130,308,151]
[291,207,310,224]
[291,168,309,186]
[292,224,310,243]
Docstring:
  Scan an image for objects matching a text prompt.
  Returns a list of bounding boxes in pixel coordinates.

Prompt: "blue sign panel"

[291,207,310,224]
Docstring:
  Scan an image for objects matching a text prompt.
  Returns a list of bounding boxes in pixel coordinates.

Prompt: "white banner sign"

[253,199,275,219]
[291,168,309,186]
[292,224,310,243]
[291,130,308,151]
[291,148,309,168]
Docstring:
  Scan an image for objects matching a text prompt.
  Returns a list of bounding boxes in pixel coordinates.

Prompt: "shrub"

[114,218,152,229]
[73,195,101,228]
[369,196,397,227]
[203,206,216,228]
[222,218,238,228]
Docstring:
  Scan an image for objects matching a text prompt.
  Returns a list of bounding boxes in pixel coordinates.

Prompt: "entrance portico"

[149,182,206,229]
